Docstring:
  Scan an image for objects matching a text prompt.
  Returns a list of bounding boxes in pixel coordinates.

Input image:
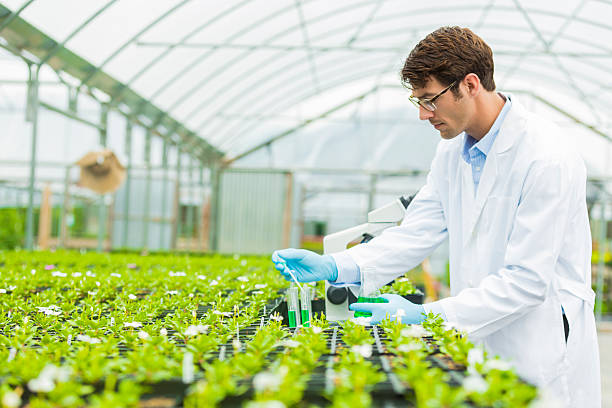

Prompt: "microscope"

[323,195,413,321]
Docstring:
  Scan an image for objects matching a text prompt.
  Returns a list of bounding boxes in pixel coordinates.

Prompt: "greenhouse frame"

[0,0,611,407]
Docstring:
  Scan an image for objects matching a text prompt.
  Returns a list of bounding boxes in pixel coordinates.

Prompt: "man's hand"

[349,294,426,324]
[272,248,338,283]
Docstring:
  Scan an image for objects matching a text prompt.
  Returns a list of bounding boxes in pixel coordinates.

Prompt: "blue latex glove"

[271,248,338,283]
[349,294,426,324]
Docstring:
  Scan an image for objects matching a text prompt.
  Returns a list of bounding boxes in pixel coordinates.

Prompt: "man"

[272,26,600,407]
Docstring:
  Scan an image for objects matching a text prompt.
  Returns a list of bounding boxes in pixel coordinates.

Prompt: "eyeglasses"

[408,80,457,112]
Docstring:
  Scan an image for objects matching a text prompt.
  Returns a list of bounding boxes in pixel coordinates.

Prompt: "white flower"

[72,272,82,277]
[124,322,142,328]
[483,358,512,372]
[128,294,137,300]
[110,273,121,278]
[400,325,429,338]
[189,293,194,298]
[251,291,264,295]
[95,281,100,287]
[8,285,16,291]
[269,313,283,322]
[0,289,5,294]
[138,331,150,340]
[169,271,186,277]
[237,276,249,282]
[397,342,422,353]
[52,271,67,277]
[36,305,62,316]
[160,328,168,336]
[1,390,21,407]
[31,269,36,275]
[210,280,219,286]
[184,325,208,336]
[278,340,300,348]
[166,290,179,295]
[110,317,115,326]
[352,344,373,358]
[311,326,323,334]
[245,401,286,408]
[253,366,288,392]
[254,284,268,289]
[351,316,372,326]
[467,347,485,368]
[213,310,233,317]
[86,270,95,277]
[27,364,71,393]
[76,334,101,344]
[87,291,97,296]
[240,260,247,266]
[462,373,488,394]
[196,275,206,280]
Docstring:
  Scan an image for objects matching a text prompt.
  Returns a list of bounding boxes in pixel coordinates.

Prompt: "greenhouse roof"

[0,0,611,172]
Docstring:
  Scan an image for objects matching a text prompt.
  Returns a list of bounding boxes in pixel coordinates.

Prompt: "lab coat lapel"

[460,147,476,246]
[464,96,523,241]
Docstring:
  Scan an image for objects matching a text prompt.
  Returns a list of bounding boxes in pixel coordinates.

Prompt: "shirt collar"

[462,93,512,162]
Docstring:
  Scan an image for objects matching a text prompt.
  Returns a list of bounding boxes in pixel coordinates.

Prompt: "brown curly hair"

[401,26,496,95]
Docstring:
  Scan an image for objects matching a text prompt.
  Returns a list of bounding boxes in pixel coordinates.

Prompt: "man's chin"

[439,129,461,140]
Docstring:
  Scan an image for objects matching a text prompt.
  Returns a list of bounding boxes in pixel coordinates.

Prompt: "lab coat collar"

[462,94,527,244]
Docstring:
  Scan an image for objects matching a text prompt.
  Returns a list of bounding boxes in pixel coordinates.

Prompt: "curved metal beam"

[223,86,379,165]
[162,4,498,118]
[145,2,301,103]
[0,0,34,33]
[78,0,192,90]
[39,0,119,66]
[218,71,395,152]
[218,58,608,155]
[111,0,253,105]
[183,16,612,139]
[201,28,612,143]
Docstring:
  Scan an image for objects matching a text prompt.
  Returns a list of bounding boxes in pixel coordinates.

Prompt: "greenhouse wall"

[216,169,291,254]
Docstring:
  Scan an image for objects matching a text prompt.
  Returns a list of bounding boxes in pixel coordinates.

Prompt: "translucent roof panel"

[0,0,611,175]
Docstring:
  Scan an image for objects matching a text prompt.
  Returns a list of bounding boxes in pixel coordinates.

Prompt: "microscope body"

[323,196,412,321]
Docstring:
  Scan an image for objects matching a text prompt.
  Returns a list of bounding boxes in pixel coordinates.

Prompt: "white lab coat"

[345,97,601,407]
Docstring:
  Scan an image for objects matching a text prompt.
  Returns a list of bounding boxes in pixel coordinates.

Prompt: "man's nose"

[419,105,434,121]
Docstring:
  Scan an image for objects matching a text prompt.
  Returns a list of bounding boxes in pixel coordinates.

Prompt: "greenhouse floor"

[598,322,612,408]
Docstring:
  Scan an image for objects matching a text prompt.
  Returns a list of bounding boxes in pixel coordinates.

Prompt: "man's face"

[410,77,470,140]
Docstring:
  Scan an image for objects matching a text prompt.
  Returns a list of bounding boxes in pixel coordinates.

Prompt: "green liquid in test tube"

[353,267,386,318]
[288,310,297,327]
[286,286,301,328]
[300,285,312,327]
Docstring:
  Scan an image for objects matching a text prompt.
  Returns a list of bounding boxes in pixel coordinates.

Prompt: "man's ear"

[463,73,481,96]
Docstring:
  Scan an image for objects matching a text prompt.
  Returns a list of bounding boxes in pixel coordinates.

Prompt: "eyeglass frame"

[408,80,457,112]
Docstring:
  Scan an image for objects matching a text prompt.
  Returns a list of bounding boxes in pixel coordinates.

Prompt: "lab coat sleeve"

[331,252,360,284]
[343,161,449,296]
[435,159,571,340]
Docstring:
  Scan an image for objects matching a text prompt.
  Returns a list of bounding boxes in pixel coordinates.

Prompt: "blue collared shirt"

[462,94,511,192]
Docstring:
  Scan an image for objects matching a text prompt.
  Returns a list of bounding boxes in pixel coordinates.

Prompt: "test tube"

[286,286,301,328]
[300,286,312,327]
